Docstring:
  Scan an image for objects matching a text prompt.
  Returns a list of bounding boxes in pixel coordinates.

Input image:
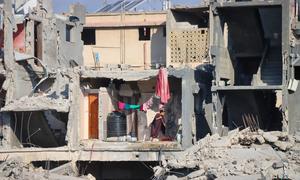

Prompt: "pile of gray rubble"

[0,159,95,180]
[154,128,300,180]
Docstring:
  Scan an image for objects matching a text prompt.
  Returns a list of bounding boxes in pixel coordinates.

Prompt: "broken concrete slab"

[272,161,284,169]
[187,169,205,179]
[216,174,262,180]
[1,96,69,112]
[256,135,265,144]
[79,68,159,81]
[274,141,292,151]
[262,132,278,143]
[49,162,78,176]
[165,175,178,180]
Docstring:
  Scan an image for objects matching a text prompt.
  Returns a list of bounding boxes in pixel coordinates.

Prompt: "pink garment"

[141,96,154,111]
[118,102,126,110]
[155,68,170,104]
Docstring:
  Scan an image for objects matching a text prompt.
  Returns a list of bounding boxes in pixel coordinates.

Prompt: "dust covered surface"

[154,128,300,180]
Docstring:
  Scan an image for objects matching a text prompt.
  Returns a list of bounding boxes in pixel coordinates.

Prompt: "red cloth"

[155,68,170,104]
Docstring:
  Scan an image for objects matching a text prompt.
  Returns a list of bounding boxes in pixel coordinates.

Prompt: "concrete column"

[181,69,195,149]
[2,0,14,148]
[212,91,223,135]
[99,87,117,141]
[1,112,22,148]
[2,112,11,148]
[3,0,14,70]
[99,88,109,141]
[67,72,80,148]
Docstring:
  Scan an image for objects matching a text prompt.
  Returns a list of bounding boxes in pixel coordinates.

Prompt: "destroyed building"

[0,0,203,178]
[0,0,300,179]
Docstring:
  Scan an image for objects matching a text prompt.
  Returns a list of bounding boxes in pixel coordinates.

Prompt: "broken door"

[88,94,99,139]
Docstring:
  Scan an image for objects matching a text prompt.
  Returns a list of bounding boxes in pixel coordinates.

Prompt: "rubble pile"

[0,158,95,180]
[154,128,300,180]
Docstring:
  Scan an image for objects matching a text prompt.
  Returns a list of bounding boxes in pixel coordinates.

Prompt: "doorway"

[88,94,99,139]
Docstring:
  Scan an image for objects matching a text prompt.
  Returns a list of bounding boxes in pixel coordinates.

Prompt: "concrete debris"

[187,169,205,179]
[154,166,166,178]
[0,157,28,179]
[85,174,96,180]
[294,135,300,143]
[255,135,264,144]
[272,162,284,169]
[2,95,70,112]
[262,132,279,143]
[0,157,95,180]
[165,175,178,180]
[157,128,300,180]
[49,162,78,176]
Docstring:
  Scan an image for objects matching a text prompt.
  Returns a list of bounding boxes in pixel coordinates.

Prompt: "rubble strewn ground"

[154,128,300,180]
[0,158,96,180]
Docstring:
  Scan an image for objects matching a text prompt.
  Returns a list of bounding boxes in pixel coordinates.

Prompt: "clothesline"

[109,67,170,112]
[118,94,161,111]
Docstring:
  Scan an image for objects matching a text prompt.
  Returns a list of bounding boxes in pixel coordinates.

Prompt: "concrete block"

[272,162,284,169]
[256,135,265,144]
[187,169,205,179]
[263,132,278,143]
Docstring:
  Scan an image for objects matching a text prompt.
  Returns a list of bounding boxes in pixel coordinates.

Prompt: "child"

[150,109,166,140]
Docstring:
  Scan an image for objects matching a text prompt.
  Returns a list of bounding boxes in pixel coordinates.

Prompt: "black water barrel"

[107,111,127,137]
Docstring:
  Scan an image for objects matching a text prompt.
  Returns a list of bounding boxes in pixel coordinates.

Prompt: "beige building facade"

[83,12,167,69]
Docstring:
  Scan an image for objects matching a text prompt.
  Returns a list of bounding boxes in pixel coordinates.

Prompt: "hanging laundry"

[155,68,170,104]
[118,101,141,110]
[118,102,126,110]
[141,96,157,112]
[126,104,140,110]
[140,97,153,112]
[141,95,161,112]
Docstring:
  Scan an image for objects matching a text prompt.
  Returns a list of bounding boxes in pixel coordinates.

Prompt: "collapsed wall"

[0,0,85,148]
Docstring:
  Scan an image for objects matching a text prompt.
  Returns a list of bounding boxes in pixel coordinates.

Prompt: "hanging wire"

[26,112,33,144]
[25,128,41,147]
[20,112,24,143]
[14,112,17,134]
